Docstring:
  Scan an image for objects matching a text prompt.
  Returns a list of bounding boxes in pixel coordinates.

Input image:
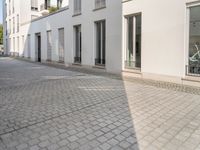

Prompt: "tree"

[0,24,3,45]
[48,7,58,13]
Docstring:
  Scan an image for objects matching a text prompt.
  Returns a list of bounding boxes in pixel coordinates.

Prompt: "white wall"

[123,0,187,79]
[20,0,122,73]
[4,0,200,81]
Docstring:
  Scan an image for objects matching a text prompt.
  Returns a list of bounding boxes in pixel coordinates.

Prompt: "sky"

[0,0,3,24]
[51,0,57,6]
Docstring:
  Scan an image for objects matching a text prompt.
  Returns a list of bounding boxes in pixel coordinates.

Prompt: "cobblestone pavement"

[1,57,200,150]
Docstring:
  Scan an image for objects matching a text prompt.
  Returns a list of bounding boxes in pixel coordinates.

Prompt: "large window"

[12,0,14,13]
[13,37,15,54]
[57,0,62,9]
[95,0,106,9]
[74,25,82,64]
[5,21,7,36]
[5,3,7,17]
[95,20,106,66]
[13,17,15,33]
[58,28,65,62]
[28,35,31,58]
[188,6,200,76]
[74,0,81,15]
[47,31,52,61]
[17,36,19,56]
[31,0,38,11]
[9,0,11,15]
[22,35,24,57]
[9,19,11,34]
[125,14,141,69]
[17,14,19,32]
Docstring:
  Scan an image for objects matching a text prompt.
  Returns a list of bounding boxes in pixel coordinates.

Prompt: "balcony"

[39,4,49,16]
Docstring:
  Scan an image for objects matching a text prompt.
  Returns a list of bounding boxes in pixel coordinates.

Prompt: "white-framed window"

[28,34,31,58]
[5,3,7,17]
[22,35,25,57]
[5,21,7,35]
[124,14,142,69]
[9,19,11,34]
[58,28,65,62]
[17,36,19,54]
[74,25,82,63]
[17,14,19,32]
[95,0,106,9]
[13,17,15,33]
[9,0,11,15]
[95,20,106,66]
[187,5,200,76]
[74,0,81,15]
[13,37,15,53]
[31,0,38,11]
[47,30,52,61]
[12,0,14,13]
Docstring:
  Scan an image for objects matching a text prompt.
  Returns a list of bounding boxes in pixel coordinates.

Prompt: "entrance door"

[36,34,41,62]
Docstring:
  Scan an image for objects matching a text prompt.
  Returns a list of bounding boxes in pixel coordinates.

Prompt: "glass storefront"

[188,6,200,75]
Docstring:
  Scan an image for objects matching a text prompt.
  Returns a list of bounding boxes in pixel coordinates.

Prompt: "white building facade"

[3,0,200,86]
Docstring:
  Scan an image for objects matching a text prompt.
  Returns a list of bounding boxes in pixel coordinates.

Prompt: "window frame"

[73,0,81,15]
[94,0,106,10]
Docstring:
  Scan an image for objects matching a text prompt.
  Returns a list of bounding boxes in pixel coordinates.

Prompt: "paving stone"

[1,58,200,150]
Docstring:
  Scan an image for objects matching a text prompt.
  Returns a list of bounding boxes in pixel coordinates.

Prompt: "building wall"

[122,0,200,82]
[3,0,200,84]
[3,0,68,55]
[19,0,122,73]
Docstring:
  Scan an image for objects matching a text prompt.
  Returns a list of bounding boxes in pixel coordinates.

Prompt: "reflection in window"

[188,6,200,75]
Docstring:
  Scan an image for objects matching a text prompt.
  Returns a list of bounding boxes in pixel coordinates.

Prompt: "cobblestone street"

[1,57,200,150]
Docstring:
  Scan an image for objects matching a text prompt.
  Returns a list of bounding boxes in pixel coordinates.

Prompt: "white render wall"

[122,0,200,82]
[4,0,200,83]
[20,0,122,73]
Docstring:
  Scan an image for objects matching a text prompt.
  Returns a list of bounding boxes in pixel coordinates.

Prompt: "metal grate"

[186,65,200,77]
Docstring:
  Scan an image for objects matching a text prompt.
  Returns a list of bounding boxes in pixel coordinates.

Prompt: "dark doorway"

[36,34,41,62]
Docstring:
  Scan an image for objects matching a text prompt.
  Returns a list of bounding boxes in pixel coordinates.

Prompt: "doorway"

[36,33,41,62]
[74,25,82,64]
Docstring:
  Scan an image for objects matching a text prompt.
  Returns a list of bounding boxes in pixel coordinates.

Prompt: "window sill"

[93,6,106,12]
[72,63,82,66]
[93,65,105,69]
[123,68,141,74]
[182,76,200,83]
[72,13,82,17]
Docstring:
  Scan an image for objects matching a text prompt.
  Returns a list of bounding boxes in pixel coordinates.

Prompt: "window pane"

[189,6,200,75]
[125,14,141,69]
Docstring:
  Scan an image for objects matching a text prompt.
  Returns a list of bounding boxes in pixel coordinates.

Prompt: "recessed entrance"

[35,33,41,62]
